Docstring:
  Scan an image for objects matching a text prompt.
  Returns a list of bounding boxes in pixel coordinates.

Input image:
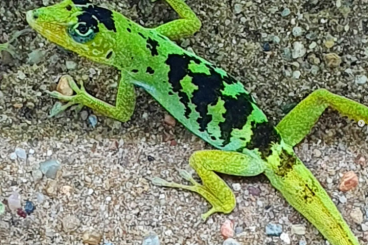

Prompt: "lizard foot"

[47,75,87,117]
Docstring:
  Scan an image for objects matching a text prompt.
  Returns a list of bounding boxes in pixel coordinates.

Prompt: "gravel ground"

[1,0,368,244]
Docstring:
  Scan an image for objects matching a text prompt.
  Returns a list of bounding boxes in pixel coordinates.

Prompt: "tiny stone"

[80,110,89,120]
[82,230,102,245]
[234,226,243,235]
[292,42,306,59]
[248,186,261,196]
[280,233,290,244]
[324,53,341,68]
[234,4,242,14]
[7,192,21,211]
[324,39,334,48]
[313,149,322,157]
[32,169,43,181]
[299,240,307,245]
[221,220,234,239]
[223,238,240,245]
[281,8,291,17]
[142,232,160,245]
[15,148,27,159]
[309,42,317,49]
[39,159,61,178]
[66,60,77,70]
[9,152,17,160]
[339,195,347,203]
[272,35,280,44]
[310,65,319,75]
[355,75,367,85]
[36,193,45,203]
[57,75,74,96]
[292,26,303,37]
[0,203,5,215]
[350,207,363,224]
[24,200,35,215]
[232,183,241,191]
[88,115,98,128]
[62,215,81,232]
[291,224,306,235]
[339,171,358,192]
[29,149,35,154]
[292,71,301,79]
[265,223,282,236]
[164,114,176,127]
[361,223,368,231]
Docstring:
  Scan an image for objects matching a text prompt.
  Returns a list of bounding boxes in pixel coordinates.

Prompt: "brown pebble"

[57,75,74,96]
[324,53,341,68]
[82,230,102,245]
[164,114,176,127]
[339,171,358,192]
[354,154,366,166]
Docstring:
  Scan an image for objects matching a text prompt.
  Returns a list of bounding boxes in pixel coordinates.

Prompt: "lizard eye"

[68,23,96,43]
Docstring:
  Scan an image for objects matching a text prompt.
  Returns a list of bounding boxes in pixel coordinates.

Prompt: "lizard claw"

[46,75,87,117]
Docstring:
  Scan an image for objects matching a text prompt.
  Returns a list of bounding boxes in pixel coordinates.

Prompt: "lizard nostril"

[33,12,38,19]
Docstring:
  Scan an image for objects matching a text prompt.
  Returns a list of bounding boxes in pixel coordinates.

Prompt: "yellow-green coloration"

[26,1,368,244]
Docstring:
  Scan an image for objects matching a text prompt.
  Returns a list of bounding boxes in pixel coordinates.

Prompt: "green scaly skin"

[26,0,368,244]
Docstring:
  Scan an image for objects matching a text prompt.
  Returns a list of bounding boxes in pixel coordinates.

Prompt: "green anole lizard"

[25,0,368,244]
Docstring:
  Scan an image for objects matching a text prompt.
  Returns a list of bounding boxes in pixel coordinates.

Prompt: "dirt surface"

[1,0,368,244]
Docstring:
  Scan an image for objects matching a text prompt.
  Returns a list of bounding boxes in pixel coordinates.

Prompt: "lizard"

[25,0,368,244]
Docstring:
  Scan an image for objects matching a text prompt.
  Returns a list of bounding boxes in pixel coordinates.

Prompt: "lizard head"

[26,0,118,65]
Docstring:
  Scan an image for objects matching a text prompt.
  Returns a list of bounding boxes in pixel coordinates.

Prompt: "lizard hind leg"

[150,150,266,220]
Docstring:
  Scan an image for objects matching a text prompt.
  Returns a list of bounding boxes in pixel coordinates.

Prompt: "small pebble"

[361,223,368,232]
[7,192,21,210]
[281,8,291,17]
[82,230,103,245]
[80,110,89,120]
[36,193,45,203]
[247,186,261,196]
[263,42,271,52]
[15,148,27,159]
[66,60,77,70]
[234,4,242,14]
[142,232,160,245]
[313,149,322,158]
[265,223,282,236]
[355,75,367,85]
[324,39,334,48]
[164,114,176,127]
[292,70,301,79]
[292,27,303,37]
[9,152,17,160]
[57,75,74,96]
[88,115,98,127]
[280,233,290,244]
[221,220,234,239]
[350,207,363,224]
[339,171,358,192]
[0,202,5,215]
[232,183,241,191]
[339,195,347,203]
[39,159,61,179]
[292,42,306,59]
[223,238,240,245]
[291,224,306,235]
[324,53,341,67]
[24,200,35,215]
[299,240,307,245]
[32,169,42,181]
[17,208,27,218]
[62,215,81,232]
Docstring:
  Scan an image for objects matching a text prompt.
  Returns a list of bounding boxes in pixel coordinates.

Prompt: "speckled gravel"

[1,0,368,244]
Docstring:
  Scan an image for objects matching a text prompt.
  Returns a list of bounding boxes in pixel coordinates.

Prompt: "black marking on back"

[72,0,91,4]
[165,53,255,147]
[127,28,131,32]
[146,67,154,74]
[81,5,116,32]
[246,122,281,158]
[146,37,159,56]
[138,33,146,39]
[77,12,99,33]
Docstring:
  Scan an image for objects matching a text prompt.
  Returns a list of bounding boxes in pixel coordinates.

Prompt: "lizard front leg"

[150,149,265,220]
[47,71,136,122]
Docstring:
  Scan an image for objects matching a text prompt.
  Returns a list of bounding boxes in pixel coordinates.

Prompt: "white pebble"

[355,75,367,85]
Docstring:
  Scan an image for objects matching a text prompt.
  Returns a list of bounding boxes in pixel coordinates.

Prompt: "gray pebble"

[39,159,61,178]
[80,110,89,120]
[88,114,98,128]
[234,4,242,14]
[66,60,77,70]
[292,42,306,59]
[281,8,291,17]
[32,169,43,181]
[9,152,17,160]
[223,238,240,245]
[142,232,159,245]
[265,223,282,236]
[299,240,307,245]
[355,75,367,85]
[292,26,303,37]
[15,148,27,159]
